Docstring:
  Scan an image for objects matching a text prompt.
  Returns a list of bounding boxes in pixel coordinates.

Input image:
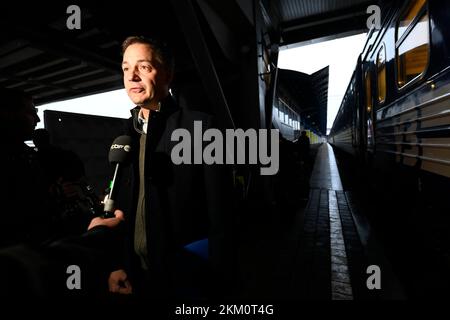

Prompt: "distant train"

[329,0,450,194]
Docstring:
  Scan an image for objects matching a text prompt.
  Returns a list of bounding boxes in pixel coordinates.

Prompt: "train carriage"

[329,0,450,191]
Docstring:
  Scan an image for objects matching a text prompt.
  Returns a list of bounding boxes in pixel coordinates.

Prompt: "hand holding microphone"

[88,209,125,230]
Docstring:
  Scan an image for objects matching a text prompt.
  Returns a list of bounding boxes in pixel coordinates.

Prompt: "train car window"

[398,0,426,39]
[365,70,372,113]
[377,45,386,103]
[397,12,429,88]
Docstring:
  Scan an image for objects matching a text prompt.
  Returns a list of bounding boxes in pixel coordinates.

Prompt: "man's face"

[122,43,170,108]
[18,98,40,141]
[1,97,39,141]
[24,100,40,138]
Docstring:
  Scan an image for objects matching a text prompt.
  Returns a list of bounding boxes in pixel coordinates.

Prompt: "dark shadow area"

[235,144,320,299]
[332,146,450,299]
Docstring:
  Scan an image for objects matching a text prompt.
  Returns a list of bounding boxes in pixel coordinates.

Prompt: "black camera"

[50,179,104,235]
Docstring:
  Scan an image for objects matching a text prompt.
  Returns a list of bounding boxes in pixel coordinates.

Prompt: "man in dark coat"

[0,88,125,298]
[0,88,53,248]
[296,130,311,163]
[106,36,236,300]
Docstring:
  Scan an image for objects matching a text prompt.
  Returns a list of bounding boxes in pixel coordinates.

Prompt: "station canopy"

[0,0,371,105]
[278,67,329,135]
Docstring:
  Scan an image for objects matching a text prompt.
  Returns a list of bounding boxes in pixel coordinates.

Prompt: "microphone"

[103,135,132,218]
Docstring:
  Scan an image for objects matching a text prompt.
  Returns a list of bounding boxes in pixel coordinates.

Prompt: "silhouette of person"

[295,131,312,200]
[33,128,85,184]
[32,128,99,235]
[0,88,54,248]
[274,136,298,213]
[296,130,311,163]
[0,88,128,299]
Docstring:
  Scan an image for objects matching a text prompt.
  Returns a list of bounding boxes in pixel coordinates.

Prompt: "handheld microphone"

[103,135,132,218]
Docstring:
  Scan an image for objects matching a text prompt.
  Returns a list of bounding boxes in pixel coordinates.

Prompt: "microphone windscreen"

[108,135,132,164]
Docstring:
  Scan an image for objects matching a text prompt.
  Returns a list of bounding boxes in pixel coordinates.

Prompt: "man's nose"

[128,68,141,82]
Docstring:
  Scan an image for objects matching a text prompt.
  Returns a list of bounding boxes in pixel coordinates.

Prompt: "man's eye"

[140,65,151,71]
[122,67,128,72]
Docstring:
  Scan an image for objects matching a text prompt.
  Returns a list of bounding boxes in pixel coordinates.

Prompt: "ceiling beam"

[280,2,372,46]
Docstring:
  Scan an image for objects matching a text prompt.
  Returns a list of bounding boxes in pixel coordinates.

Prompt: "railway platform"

[237,143,406,301]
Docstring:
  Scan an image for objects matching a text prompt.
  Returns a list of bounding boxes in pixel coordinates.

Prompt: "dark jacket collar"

[131,95,179,135]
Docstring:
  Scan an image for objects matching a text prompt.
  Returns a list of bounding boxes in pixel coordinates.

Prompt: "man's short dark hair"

[121,36,175,74]
[0,88,32,111]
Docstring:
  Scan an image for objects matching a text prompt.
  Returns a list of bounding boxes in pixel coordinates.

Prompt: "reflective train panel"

[329,0,450,180]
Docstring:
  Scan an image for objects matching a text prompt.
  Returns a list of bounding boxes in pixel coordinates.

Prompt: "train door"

[354,59,365,159]
[354,88,362,157]
[364,67,375,154]
[351,81,358,149]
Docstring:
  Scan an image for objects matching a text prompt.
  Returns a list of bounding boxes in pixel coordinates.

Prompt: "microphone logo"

[110,144,131,152]
[104,135,132,216]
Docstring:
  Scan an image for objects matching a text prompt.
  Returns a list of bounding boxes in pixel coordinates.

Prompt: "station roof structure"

[0,0,371,112]
[277,67,329,135]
